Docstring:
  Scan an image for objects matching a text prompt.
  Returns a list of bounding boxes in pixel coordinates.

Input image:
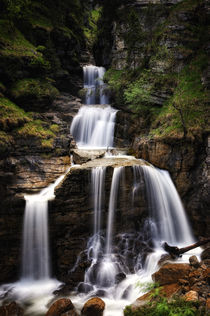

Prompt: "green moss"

[0,97,31,130]
[17,119,53,137]
[0,131,14,152]
[84,7,102,46]
[50,124,59,133]
[150,53,209,138]
[41,138,54,148]
[0,20,41,59]
[29,14,53,31]
[11,78,59,104]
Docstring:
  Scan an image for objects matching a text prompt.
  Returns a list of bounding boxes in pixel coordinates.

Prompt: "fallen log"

[162,238,210,258]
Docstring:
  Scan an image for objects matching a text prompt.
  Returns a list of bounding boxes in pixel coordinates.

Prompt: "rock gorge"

[0,0,209,315]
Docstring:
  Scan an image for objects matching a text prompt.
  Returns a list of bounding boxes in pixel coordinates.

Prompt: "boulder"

[0,301,23,316]
[184,290,199,302]
[152,263,191,285]
[189,256,200,268]
[130,283,181,311]
[81,297,105,316]
[115,272,126,284]
[46,298,78,316]
[77,282,94,293]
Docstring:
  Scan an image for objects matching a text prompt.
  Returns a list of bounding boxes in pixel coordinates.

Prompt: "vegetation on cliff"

[101,0,209,140]
[0,0,87,155]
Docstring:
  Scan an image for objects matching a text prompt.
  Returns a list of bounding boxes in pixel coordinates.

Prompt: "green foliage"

[150,53,209,138]
[3,0,31,20]
[124,71,153,113]
[84,7,102,46]
[124,296,203,316]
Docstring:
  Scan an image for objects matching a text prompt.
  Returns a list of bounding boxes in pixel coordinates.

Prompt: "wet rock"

[152,263,191,285]
[46,298,78,316]
[184,290,199,302]
[81,297,105,316]
[94,290,108,297]
[189,256,200,269]
[77,282,94,294]
[201,248,210,260]
[115,272,126,284]
[0,301,24,316]
[72,149,106,165]
[122,285,132,299]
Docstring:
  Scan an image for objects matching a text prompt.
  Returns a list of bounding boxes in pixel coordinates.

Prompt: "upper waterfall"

[70,65,117,149]
[84,65,109,105]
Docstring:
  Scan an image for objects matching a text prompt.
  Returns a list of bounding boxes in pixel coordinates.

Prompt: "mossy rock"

[0,97,30,131]
[10,78,59,111]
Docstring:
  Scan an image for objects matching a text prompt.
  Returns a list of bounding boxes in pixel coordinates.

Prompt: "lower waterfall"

[70,161,201,316]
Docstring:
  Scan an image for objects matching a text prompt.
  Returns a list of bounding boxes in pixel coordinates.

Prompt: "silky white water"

[0,173,67,313]
[70,65,117,148]
[84,65,109,105]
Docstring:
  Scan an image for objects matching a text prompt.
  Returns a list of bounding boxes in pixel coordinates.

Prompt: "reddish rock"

[206,298,210,310]
[152,263,191,285]
[81,297,105,316]
[184,290,198,302]
[46,298,78,316]
[202,267,210,284]
[128,283,181,311]
[0,301,23,316]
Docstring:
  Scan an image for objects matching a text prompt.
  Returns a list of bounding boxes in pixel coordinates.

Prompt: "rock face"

[134,136,210,238]
[81,297,105,316]
[46,298,78,316]
[0,93,82,283]
[0,301,23,316]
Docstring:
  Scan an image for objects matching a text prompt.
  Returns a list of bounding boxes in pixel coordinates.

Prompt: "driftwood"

[162,238,210,258]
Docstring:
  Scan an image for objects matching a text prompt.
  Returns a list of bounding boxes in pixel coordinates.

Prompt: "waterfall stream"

[0,65,202,316]
[70,65,117,149]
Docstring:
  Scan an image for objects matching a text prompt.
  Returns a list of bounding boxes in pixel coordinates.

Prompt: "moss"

[41,138,54,148]
[0,20,43,59]
[0,97,31,131]
[17,119,53,137]
[50,124,59,133]
[84,7,102,47]
[10,78,59,108]
[29,14,53,31]
[0,131,14,153]
[150,53,209,138]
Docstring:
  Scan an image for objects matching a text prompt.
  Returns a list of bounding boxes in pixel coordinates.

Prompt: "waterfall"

[88,167,106,262]
[141,165,194,246]
[106,167,122,255]
[22,199,50,280]
[22,174,66,280]
[84,65,109,105]
[70,65,117,149]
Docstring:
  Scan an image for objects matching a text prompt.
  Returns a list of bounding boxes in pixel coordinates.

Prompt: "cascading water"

[0,174,67,314]
[71,160,201,316]
[70,65,117,148]
[141,165,194,246]
[22,174,65,281]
